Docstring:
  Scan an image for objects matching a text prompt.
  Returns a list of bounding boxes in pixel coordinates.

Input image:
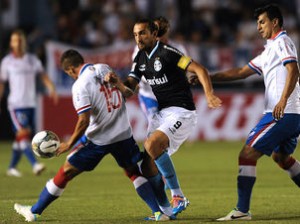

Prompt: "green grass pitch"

[1,140,300,223]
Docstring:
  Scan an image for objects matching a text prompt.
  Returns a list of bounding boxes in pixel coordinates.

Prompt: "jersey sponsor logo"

[154,58,162,71]
[139,64,146,71]
[146,74,168,85]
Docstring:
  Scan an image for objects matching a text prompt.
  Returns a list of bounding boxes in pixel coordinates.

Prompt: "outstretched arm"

[57,111,90,155]
[187,61,222,109]
[210,65,255,82]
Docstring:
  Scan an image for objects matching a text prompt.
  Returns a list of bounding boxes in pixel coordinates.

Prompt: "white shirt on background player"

[0,53,44,110]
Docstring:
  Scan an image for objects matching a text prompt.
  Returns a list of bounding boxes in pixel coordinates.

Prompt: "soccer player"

[14,49,175,222]
[210,4,300,221]
[105,18,222,215]
[0,29,58,177]
[132,16,193,126]
[131,16,198,212]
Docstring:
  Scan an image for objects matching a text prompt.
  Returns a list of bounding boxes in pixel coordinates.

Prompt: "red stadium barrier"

[38,92,264,141]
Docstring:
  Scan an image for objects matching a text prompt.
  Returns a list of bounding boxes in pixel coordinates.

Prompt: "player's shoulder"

[274,31,293,44]
[1,53,14,63]
[168,40,187,55]
[25,53,40,61]
[159,42,183,56]
[93,63,112,73]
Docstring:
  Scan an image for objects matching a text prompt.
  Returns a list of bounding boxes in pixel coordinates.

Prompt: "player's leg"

[8,108,45,176]
[14,138,104,222]
[218,113,300,221]
[236,145,263,213]
[110,136,174,220]
[14,160,81,221]
[7,140,22,177]
[271,114,300,186]
[272,151,300,186]
[140,151,173,217]
[217,145,262,221]
[144,130,190,215]
[31,161,81,214]
[144,108,196,214]
[144,130,180,193]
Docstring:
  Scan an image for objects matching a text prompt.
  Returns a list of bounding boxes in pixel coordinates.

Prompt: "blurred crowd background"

[1,0,299,63]
[0,0,299,140]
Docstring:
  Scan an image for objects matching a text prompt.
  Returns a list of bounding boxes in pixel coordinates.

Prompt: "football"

[31,130,60,158]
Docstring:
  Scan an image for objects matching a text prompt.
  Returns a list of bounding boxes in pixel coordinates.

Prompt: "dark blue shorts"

[67,136,142,171]
[9,108,35,133]
[246,113,300,156]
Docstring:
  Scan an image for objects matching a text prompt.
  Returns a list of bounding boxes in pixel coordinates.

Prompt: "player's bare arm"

[105,72,138,98]
[210,65,254,82]
[273,62,300,120]
[57,111,90,155]
[40,73,59,104]
[187,61,222,109]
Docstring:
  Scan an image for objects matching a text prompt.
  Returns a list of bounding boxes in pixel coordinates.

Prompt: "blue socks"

[154,152,180,190]
[148,173,170,207]
[31,187,58,215]
[237,176,256,213]
[9,149,22,168]
[23,147,37,166]
[135,180,161,214]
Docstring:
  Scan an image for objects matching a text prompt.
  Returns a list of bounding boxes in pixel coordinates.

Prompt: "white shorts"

[147,107,197,156]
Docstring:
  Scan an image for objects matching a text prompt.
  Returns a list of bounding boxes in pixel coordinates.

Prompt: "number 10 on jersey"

[100,84,122,112]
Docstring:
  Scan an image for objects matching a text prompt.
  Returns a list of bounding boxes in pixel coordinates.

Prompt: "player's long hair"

[135,18,157,34]
[154,16,170,38]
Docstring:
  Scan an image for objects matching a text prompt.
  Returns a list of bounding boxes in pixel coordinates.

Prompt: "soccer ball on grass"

[32,130,60,158]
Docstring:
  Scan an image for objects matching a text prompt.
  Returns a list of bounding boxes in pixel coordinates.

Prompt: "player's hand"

[187,73,199,85]
[50,90,59,105]
[273,99,286,120]
[206,94,222,109]
[104,72,120,86]
[56,142,70,156]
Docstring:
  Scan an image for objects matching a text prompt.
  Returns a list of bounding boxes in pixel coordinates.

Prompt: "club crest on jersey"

[154,58,162,71]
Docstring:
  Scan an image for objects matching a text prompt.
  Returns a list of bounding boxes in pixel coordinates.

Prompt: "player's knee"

[272,154,295,170]
[53,163,80,188]
[16,128,31,141]
[272,153,281,163]
[124,165,140,181]
[144,139,164,159]
[239,145,261,162]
